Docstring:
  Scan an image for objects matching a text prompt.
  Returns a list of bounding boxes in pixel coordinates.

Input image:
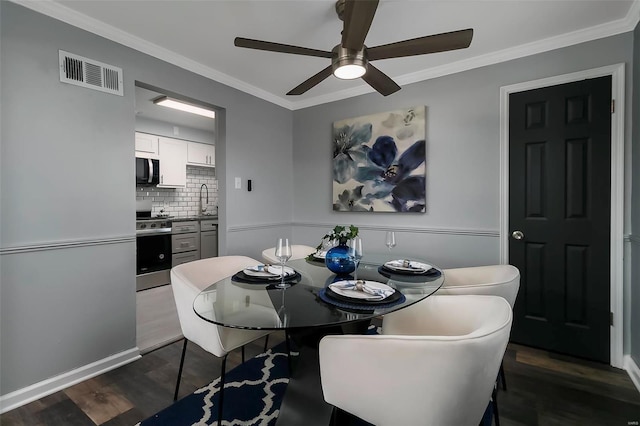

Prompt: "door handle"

[511,230,524,240]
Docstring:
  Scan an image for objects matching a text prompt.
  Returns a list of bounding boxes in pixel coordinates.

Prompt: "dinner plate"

[328,280,395,301]
[384,260,432,274]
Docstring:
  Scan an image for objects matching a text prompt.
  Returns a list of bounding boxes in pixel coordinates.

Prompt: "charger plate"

[232,270,301,284]
[318,288,405,311]
[328,280,396,302]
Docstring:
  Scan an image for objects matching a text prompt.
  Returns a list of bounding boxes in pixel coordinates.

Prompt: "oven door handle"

[136,228,172,236]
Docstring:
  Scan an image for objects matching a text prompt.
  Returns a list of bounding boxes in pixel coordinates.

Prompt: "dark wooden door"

[509,76,612,363]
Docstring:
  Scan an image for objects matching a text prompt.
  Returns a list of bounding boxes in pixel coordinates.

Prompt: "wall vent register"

[59,50,123,96]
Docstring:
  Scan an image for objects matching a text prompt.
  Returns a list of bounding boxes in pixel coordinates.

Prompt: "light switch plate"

[234,177,241,189]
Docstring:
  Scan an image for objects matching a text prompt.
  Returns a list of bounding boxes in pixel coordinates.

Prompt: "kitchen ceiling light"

[153,97,216,119]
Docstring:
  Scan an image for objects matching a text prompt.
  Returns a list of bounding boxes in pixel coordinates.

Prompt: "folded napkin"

[313,250,327,259]
[245,264,294,277]
[385,259,432,272]
[266,265,295,276]
[329,280,395,301]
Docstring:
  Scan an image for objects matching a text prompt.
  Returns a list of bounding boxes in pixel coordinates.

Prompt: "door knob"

[511,230,524,240]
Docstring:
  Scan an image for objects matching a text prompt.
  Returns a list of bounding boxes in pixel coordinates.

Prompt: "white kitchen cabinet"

[158,137,187,187]
[187,142,215,167]
[135,132,159,159]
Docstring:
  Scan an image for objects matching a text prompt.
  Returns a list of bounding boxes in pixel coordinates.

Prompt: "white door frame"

[498,63,625,368]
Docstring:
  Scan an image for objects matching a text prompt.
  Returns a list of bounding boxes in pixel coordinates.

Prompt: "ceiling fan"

[234,0,473,97]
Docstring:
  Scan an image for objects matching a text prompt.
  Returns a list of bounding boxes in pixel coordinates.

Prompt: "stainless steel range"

[136,201,173,291]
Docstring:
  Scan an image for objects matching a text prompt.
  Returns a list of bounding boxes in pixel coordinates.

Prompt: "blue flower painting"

[332,106,426,213]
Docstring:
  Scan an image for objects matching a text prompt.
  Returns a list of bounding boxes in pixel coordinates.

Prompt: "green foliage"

[316,225,359,250]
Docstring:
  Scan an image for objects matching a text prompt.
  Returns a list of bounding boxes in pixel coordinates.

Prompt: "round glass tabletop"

[193,255,444,330]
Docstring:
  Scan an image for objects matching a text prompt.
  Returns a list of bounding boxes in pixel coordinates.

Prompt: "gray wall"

[631,21,640,366]
[0,1,292,396]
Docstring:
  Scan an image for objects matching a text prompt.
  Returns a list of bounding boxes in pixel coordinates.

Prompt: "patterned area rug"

[139,344,290,426]
[140,328,493,426]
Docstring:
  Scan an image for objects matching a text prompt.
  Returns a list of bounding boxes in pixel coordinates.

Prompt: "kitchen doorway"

[134,82,223,352]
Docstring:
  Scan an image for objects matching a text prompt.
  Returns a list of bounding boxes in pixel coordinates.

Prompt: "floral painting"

[332,106,426,212]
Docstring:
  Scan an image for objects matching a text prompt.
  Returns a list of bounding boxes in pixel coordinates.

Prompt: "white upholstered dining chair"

[319,295,513,426]
[261,244,316,264]
[170,255,272,422]
[437,264,520,391]
[437,264,520,308]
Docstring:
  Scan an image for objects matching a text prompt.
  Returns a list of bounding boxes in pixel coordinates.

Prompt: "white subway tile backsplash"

[136,165,218,217]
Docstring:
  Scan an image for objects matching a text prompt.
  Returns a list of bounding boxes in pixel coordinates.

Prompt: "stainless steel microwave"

[136,158,159,186]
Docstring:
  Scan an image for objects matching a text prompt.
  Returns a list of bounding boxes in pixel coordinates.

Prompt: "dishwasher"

[200,220,218,259]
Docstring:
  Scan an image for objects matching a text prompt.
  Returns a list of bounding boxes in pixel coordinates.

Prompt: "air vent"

[59,50,123,96]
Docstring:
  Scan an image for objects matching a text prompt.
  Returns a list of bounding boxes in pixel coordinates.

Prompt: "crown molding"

[11,0,640,111]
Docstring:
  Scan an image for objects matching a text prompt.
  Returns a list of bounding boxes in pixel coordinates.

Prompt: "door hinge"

[611,99,615,114]
[610,312,614,326]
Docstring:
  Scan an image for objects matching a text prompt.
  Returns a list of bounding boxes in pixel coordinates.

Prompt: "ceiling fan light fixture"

[153,96,216,119]
[334,63,367,80]
[332,45,367,80]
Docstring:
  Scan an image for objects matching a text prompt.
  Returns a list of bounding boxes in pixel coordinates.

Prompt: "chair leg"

[329,406,339,426]
[492,384,500,426]
[218,354,228,424]
[264,334,270,352]
[173,339,188,401]
[499,361,507,391]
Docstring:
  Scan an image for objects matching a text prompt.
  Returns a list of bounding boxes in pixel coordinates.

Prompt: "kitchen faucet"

[200,183,208,213]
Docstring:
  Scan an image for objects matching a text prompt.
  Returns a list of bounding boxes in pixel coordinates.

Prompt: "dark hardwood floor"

[2,331,639,426]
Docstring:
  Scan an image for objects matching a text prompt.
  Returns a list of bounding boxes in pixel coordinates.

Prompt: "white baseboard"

[624,354,640,394]
[0,347,141,414]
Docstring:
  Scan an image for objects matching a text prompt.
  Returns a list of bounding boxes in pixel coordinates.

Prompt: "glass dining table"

[192,254,444,425]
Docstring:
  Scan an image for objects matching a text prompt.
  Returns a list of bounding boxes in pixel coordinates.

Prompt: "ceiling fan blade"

[367,28,473,61]
[287,66,334,95]
[341,0,379,51]
[362,64,400,96]
[234,37,332,58]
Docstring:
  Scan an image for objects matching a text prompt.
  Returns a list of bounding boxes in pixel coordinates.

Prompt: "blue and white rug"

[139,344,290,426]
[140,327,494,426]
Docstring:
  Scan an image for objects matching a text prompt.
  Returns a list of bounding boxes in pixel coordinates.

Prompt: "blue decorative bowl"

[325,244,355,274]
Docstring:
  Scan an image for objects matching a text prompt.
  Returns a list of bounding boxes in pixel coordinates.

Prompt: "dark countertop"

[172,215,218,222]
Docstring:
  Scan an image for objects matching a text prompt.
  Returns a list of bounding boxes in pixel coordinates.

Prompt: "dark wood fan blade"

[234,37,332,58]
[367,28,473,61]
[287,66,333,95]
[341,0,379,51]
[362,64,400,96]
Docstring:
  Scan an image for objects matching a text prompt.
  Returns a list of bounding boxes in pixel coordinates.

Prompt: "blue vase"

[325,244,355,275]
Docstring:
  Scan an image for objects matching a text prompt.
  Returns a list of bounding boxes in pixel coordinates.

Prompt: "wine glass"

[348,236,363,282]
[385,231,396,251]
[274,238,292,289]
